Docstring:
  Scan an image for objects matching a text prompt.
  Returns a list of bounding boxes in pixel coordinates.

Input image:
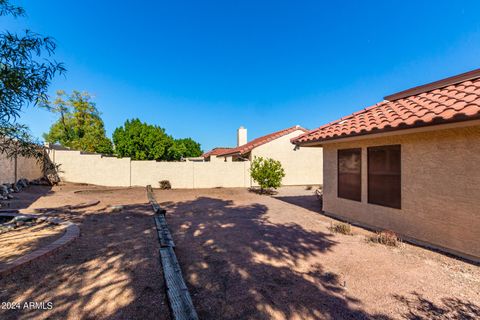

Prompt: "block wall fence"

[46,149,254,188]
[0,153,44,184]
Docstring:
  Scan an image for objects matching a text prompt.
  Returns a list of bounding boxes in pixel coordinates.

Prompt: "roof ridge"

[218,125,308,156]
[384,68,480,101]
[292,70,480,145]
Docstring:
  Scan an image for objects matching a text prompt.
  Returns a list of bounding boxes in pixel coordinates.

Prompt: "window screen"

[338,148,362,201]
[368,145,401,209]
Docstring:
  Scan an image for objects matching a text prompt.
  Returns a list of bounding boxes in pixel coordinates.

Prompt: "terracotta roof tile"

[202,147,234,158]
[293,70,480,145]
[218,125,308,156]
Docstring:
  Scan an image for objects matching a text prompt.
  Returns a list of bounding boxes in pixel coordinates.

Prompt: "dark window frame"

[337,148,362,202]
[367,144,402,209]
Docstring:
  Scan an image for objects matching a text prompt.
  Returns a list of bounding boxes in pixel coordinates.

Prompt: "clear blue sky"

[4,1,480,151]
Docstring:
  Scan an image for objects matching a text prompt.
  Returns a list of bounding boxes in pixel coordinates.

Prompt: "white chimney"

[237,126,247,146]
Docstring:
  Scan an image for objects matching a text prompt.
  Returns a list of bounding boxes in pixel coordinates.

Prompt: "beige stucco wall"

[48,149,131,187]
[46,130,323,188]
[0,153,44,184]
[0,153,15,184]
[250,130,323,186]
[322,125,480,261]
[48,149,251,188]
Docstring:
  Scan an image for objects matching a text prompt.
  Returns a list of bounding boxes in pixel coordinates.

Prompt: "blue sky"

[4,1,480,151]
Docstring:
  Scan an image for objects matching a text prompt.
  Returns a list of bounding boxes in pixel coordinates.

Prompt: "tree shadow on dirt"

[164,196,391,320]
[393,292,480,320]
[1,185,53,211]
[0,203,170,320]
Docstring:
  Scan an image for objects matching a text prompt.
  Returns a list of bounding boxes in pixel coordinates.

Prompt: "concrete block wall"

[0,153,44,184]
[48,149,252,188]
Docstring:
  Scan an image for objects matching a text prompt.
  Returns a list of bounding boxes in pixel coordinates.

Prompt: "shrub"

[250,156,285,193]
[366,230,400,247]
[329,222,352,235]
[159,180,172,190]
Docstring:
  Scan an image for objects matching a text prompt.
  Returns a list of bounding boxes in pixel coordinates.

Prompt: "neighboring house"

[292,69,480,263]
[201,147,234,161]
[204,125,323,186]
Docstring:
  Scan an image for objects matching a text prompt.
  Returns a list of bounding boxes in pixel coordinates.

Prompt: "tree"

[176,138,203,158]
[44,90,113,154]
[0,0,65,158]
[113,119,173,160]
[166,139,187,160]
[112,119,203,161]
[250,156,285,193]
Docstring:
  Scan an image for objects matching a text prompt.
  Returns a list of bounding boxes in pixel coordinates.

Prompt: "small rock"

[0,185,8,196]
[106,205,123,213]
[12,216,35,224]
[36,217,47,223]
[17,179,28,188]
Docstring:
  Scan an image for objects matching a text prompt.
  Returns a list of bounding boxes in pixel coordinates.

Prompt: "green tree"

[112,119,203,161]
[0,0,65,158]
[250,156,285,193]
[176,138,203,158]
[44,90,113,154]
[166,139,187,160]
[113,119,173,160]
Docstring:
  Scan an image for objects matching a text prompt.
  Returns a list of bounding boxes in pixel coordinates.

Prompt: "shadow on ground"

[273,194,322,214]
[393,292,480,320]
[165,196,389,319]
[0,200,169,320]
[1,185,53,211]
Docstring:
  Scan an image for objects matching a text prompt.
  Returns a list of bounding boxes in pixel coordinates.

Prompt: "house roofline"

[384,68,480,101]
[294,118,480,147]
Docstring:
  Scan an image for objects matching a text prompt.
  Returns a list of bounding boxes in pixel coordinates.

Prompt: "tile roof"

[218,125,308,156]
[202,147,234,158]
[293,69,480,145]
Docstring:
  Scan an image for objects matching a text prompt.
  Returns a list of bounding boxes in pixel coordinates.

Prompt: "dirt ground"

[0,184,170,320]
[154,186,480,320]
[0,223,65,268]
[0,184,479,320]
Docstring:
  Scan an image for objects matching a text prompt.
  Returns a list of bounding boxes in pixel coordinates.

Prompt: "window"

[338,148,362,201]
[368,145,401,209]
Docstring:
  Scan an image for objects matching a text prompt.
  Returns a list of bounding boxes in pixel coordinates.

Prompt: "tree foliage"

[0,0,65,158]
[113,119,172,160]
[43,90,113,154]
[174,138,203,158]
[112,119,202,161]
[250,156,285,192]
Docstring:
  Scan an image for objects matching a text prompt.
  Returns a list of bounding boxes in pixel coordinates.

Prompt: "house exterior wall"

[250,130,323,186]
[322,125,480,261]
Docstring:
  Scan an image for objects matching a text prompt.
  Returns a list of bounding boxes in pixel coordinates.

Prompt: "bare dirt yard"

[0,184,170,320]
[1,184,479,320]
[154,186,480,320]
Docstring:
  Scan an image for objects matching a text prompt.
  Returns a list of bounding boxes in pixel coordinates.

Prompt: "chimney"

[237,126,247,146]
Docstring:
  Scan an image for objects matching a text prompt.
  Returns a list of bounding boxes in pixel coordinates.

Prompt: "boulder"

[0,185,8,196]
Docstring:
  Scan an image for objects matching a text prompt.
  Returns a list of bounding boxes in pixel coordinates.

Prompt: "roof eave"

[294,117,480,146]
